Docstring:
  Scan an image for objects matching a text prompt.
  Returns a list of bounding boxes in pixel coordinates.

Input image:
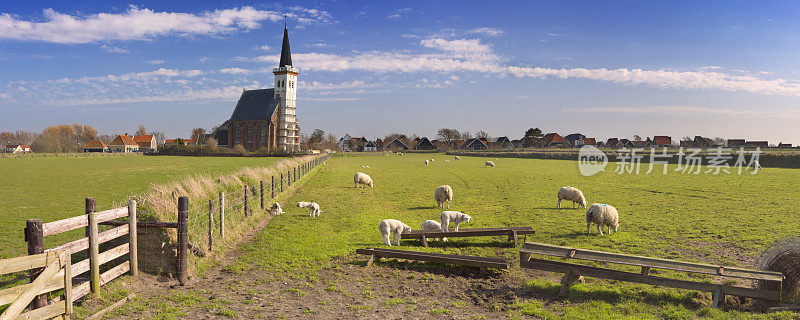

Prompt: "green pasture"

[0,154,281,258]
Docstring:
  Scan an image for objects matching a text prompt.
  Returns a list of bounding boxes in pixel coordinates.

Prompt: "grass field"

[0,154,282,258]
[114,152,800,319]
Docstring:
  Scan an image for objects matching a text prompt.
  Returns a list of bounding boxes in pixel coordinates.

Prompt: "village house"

[543,133,568,147]
[3,144,31,153]
[494,136,512,149]
[462,138,488,150]
[745,141,769,147]
[652,136,672,147]
[605,138,620,148]
[727,139,746,147]
[778,142,792,148]
[133,135,158,153]
[582,138,597,146]
[385,139,409,150]
[415,137,436,150]
[108,135,139,153]
[363,141,378,152]
[82,140,108,153]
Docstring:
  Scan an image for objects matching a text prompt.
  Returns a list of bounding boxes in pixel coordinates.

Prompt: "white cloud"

[250,38,501,73]
[507,66,800,96]
[309,42,328,47]
[564,106,800,118]
[255,44,271,51]
[145,59,165,65]
[199,56,209,63]
[468,27,504,36]
[387,8,411,20]
[100,44,129,53]
[219,67,255,75]
[0,6,329,44]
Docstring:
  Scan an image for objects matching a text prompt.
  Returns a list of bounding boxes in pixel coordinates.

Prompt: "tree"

[309,129,325,145]
[712,137,726,146]
[190,128,206,144]
[150,131,166,146]
[205,138,219,149]
[681,136,693,142]
[475,130,489,140]
[135,125,147,136]
[175,138,186,146]
[459,130,472,140]
[522,128,544,147]
[633,135,642,141]
[436,128,460,145]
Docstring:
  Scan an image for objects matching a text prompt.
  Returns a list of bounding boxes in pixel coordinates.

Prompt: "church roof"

[279,27,293,67]
[229,89,279,122]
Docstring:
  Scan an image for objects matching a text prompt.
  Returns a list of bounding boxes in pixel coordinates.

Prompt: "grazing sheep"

[585,203,619,235]
[397,152,404,156]
[557,187,587,209]
[421,220,447,241]
[379,219,412,246]
[269,202,284,215]
[424,160,430,166]
[354,172,374,188]
[298,201,322,217]
[455,156,461,160]
[440,211,472,232]
[444,160,450,163]
[485,160,495,167]
[361,165,371,168]
[434,185,453,209]
[430,159,434,162]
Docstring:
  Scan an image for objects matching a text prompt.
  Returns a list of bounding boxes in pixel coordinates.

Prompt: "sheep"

[557,187,587,209]
[455,156,461,160]
[485,160,495,167]
[397,152,404,156]
[354,172,374,188]
[434,185,453,209]
[424,160,429,166]
[444,160,450,163]
[585,203,619,235]
[430,159,434,162]
[421,220,447,241]
[440,211,472,232]
[269,202,284,215]
[361,165,371,168]
[298,201,322,217]
[379,219,412,246]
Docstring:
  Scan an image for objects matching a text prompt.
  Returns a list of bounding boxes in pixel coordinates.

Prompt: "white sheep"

[434,185,453,209]
[354,172,374,188]
[424,160,429,166]
[397,152,404,156]
[269,202,284,215]
[586,203,619,235]
[485,160,495,167]
[557,187,587,209]
[430,159,434,162]
[440,211,472,232]
[298,201,322,217]
[455,156,461,160]
[421,220,447,241]
[444,160,450,163]
[379,219,412,246]
[361,165,371,168]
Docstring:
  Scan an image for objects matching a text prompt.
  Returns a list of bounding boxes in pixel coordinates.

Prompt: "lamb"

[485,160,495,167]
[440,211,472,232]
[434,185,453,209]
[379,219,412,246]
[354,172,374,188]
[421,220,447,241]
[557,187,587,209]
[585,203,619,235]
[424,160,430,166]
[454,156,461,160]
[298,201,322,217]
[269,202,284,215]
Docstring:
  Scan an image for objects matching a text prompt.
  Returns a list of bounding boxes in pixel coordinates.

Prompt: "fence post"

[294,167,297,182]
[271,176,275,198]
[128,200,138,277]
[177,196,189,285]
[287,170,291,187]
[219,192,225,239]
[208,200,214,252]
[244,186,249,217]
[260,181,264,210]
[25,218,46,309]
[88,206,100,294]
[280,173,284,192]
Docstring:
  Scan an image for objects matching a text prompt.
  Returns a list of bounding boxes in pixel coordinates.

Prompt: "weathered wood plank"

[356,248,508,269]
[401,228,535,239]
[42,216,88,237]
[95,207,129,224]
[71,282,90,302]
[99,261,130,286]
[98,220,178,229]
[0,254,48,276]
[520,258,780,301]
[405,227,534,234]
[97,224,129,245]
[47,238,88,255]
[520,242,783,282]
[1,253,65,320]
[0,273,65,306]
[14,300,67,320]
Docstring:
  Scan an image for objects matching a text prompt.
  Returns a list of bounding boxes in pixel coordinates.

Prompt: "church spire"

[278,23,293,67]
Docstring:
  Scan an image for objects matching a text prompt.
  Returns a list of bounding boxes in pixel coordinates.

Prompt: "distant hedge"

[154,145,299,157]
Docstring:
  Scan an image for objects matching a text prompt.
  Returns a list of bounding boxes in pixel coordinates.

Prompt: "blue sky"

[2,0,800,144]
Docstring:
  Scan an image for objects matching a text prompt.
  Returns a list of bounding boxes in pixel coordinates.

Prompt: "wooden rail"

[400,227,535,247]
[519,242,784,307]
[356,248,509,269]
[0,250,72,320]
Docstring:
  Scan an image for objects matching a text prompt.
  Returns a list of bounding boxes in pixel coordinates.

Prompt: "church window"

[247,124,253,142]
[234,124,241,143]
[261,124,267,142]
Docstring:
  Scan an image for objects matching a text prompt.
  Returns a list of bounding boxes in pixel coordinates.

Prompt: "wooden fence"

[0,250,72,319]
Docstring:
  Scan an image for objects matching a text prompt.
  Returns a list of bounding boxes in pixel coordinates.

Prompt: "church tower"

[273,25,300,151]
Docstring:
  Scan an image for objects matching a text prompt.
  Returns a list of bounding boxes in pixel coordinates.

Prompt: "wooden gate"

[0,250,72,320]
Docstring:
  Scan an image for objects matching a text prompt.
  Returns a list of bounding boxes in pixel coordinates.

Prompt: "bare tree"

[436,128,460,145]
[135,125,147,136]
[633,135,642,141]
[459,130,472,140]
[150,131,166,145]
[475,130,489,140]
[190,128,206,144]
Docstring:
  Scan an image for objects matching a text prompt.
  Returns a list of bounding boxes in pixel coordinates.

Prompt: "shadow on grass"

[530,206,583,210]
[344,258,504,279]
[408,206,437,210]
[551,232,588,240]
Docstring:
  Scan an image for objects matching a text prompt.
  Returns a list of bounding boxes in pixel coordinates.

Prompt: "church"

[214,26,300,152]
